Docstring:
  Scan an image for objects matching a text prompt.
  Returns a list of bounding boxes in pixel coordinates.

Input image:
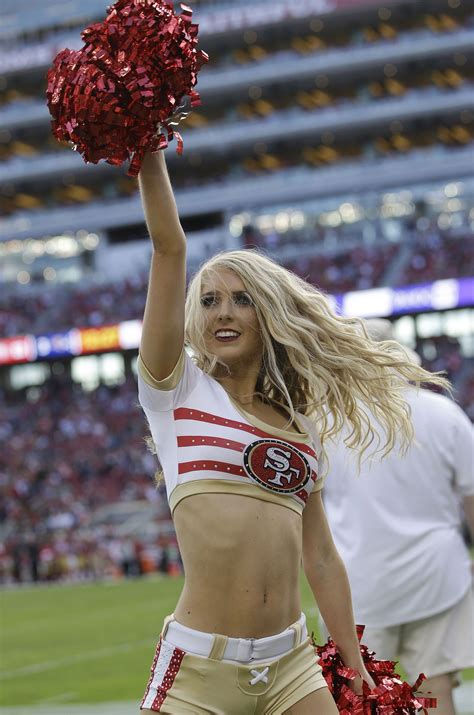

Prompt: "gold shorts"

[141,615,328,714]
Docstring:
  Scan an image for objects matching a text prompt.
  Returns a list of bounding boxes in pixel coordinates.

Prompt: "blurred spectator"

[286,243,399,293]
[401,229,474,285]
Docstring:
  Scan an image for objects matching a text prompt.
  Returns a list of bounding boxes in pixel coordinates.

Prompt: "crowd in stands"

[0,373,181,584]
[0,273,148,339]
[286,244,399,294]
[305,223,474,294]
[2,224,472,338]
[402,227,474,285]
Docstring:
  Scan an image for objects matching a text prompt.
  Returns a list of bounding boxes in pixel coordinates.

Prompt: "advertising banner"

[0,278,472,366]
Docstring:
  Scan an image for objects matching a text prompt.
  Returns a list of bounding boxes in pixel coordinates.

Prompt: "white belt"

[163,613,307,663]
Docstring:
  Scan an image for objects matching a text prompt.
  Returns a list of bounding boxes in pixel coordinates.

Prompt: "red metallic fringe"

[314,626,437,713]
[46,0,208,176]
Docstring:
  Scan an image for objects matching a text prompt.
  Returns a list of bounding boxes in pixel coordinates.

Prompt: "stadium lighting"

[17,270,30,284]
[447,198,463,212]
[275,212,290,233]
[82,233,100,250]
[43,267,57,281]
[290,211,306,229]
[444,182,459,197]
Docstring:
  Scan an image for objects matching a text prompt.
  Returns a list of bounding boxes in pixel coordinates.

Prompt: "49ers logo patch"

[243,439,311,494]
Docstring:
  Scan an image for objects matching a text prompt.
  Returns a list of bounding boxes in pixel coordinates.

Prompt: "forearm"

[305,550,363,668]
[138,151,186,253]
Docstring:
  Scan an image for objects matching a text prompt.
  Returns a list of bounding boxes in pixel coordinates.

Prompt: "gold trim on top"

[169,479,304,516]
[138,350,185,391]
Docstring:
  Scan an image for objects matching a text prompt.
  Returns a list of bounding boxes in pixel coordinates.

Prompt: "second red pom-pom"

[314,627,437,714]
[46,0,208,176]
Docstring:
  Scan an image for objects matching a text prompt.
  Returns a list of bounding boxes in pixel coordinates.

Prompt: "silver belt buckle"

[246,637,255,662]
[245,638,256,663]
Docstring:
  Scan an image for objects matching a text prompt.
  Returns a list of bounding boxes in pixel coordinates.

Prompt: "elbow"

[151,239,186,259]
[303,543,340,582]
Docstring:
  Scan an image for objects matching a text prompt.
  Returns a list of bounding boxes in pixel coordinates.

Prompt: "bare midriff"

[173,491,302,639]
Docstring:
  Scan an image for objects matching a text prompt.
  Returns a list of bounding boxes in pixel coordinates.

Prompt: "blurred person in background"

[322,318,474,715]
[136,151,447,714]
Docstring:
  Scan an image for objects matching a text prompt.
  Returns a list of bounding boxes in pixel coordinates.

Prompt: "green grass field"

[0,574,321,706]
[1,574,472,707]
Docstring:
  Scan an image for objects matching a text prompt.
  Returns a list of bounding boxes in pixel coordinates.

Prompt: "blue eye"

[235,293,253,306]
[200,295,216,307]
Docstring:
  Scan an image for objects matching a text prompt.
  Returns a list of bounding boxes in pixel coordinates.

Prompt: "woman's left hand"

[350,664,376,694]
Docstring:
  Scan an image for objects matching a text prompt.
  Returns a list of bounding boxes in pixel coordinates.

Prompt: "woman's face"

[200,268,263,369]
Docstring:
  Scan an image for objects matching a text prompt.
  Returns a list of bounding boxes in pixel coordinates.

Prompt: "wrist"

[140,150,166,175]
[338,646,364,670]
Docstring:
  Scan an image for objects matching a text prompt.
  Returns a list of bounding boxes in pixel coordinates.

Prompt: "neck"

[215,360,262,406]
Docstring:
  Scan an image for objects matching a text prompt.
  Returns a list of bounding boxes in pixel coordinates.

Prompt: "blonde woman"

[138,152,446,714]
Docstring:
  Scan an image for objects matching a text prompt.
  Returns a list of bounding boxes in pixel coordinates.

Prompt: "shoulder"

[414,388,469,420]
[138,348,211,413]
[296,412,323,454]
[410,389,472,440]
[296,412,318,436]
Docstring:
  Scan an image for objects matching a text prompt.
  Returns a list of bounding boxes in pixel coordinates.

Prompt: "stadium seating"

[0,373,180,583]
[1,220,472,338]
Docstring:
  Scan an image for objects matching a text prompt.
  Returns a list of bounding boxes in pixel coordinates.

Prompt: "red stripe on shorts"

[151,647,185,711]
[174,408,318,459]
[141,639,162,709]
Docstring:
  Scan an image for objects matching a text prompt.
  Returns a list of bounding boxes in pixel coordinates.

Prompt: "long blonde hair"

[185,249,449,460]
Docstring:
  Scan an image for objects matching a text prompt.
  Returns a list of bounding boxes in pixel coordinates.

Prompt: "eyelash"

[200,294,253,307]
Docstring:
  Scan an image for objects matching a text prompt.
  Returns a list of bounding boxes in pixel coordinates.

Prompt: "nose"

[217,296,234,321]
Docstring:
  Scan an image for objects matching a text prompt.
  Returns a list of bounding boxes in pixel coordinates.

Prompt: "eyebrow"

[200,290,249,297]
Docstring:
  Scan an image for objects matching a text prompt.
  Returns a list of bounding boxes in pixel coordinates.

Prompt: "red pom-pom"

[46,0,208,176]
[313,627,437,714]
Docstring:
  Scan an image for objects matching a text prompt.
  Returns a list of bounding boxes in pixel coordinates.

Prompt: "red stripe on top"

[177,435,245,452]
[178,460,246,477]
[177,461,308,504]
[151,647,185,711]
[174,407,318,459]
[295,489,309,503]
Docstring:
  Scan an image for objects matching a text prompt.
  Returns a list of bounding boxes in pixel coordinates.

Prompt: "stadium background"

[0,0,473,711]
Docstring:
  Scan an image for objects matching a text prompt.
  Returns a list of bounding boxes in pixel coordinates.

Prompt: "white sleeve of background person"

[323,388,473,628]
[451,404,474,497]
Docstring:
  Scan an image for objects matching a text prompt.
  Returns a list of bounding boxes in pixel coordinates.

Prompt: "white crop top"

[138,351,324,516]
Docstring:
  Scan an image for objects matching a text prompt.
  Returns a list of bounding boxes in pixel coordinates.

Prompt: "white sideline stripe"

[38,692,76,704]
[0,639,154,680]
[0,705,138,715]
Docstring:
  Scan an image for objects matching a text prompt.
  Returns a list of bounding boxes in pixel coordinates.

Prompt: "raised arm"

[138,151,187,380]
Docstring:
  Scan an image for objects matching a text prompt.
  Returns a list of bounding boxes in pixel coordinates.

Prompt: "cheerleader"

[137,151,447,714]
